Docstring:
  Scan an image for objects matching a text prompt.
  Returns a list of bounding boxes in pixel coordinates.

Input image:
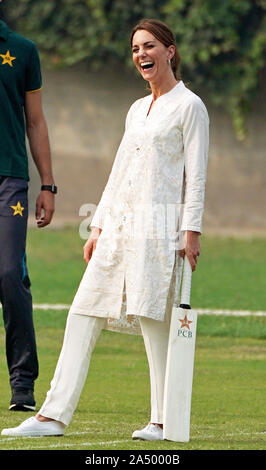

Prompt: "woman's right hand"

[83,227,102,263]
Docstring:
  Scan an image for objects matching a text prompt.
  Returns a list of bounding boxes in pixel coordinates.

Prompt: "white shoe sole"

[9,404,36,411]
[1,429,64,437]
[132,432,163,441]
[132,436,163,440]
[2,417,65,437]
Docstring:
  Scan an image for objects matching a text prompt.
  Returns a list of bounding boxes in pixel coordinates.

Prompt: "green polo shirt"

[0,20,42,181]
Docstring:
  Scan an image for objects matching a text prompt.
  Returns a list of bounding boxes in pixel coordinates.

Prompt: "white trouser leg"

[39,313,106,426]
[139,308,171,424]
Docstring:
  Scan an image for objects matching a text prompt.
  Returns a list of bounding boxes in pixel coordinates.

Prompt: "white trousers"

[39,309,171,426]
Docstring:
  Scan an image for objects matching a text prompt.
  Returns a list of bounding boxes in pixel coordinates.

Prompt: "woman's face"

[132,29,175,83]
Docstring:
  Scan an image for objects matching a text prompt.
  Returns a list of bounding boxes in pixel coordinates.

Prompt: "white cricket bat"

[163,255,198,442]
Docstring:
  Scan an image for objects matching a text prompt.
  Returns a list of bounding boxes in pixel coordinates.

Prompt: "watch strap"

[41,184,57,194]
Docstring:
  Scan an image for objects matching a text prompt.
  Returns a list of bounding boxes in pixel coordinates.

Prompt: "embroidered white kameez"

[69,81,209,333]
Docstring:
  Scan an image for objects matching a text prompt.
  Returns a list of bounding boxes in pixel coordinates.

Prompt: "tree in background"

[163,0,266,140]
[1,0,265,140]
[0,0,167,65]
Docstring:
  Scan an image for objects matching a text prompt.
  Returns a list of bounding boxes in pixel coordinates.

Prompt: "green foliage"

[163,0,266,139]
[2,0,265,139]
[2,0,167,66]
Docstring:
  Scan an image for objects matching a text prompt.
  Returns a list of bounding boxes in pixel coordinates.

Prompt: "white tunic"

[69,81,209,332]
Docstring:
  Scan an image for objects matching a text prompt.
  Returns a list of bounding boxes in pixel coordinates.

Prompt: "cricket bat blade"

[163,256,198,442]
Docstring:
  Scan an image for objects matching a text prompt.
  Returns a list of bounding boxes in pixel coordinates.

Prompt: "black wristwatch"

[41,184,58,194]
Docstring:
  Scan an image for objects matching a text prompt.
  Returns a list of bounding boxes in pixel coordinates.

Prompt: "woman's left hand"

[179,230,201,272]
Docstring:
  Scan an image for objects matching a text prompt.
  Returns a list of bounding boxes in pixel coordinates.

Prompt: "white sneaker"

[1,416,65,437]
[132,423,163,440]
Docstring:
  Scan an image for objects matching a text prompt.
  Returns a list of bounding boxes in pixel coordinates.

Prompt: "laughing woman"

[2,19,209,441]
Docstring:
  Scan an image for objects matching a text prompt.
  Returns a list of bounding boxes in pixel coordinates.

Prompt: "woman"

[2,19,209,440]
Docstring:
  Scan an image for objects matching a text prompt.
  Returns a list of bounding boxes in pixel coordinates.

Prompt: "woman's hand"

[179,230,201,272]
[83,227,102,263]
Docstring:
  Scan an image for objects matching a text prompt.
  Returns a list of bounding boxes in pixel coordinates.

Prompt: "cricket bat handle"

[180,256,192,309]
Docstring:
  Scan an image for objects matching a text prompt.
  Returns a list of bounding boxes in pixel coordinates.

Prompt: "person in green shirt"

[0,9,57,411]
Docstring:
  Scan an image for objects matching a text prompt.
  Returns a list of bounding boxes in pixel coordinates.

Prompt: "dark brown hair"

[130,18,181,80]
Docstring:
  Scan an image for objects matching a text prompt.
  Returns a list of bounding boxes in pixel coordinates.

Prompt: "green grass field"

[0,228,266,450]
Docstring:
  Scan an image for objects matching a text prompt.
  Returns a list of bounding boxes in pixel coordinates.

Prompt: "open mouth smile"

[140,61,154,71]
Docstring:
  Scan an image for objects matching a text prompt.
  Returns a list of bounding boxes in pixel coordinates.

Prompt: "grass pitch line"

[33,304,70,310]
[0,430,129,444]
[2,432,266,449]
[0,431,111,442]
[0,430,106,443]
[12,439,132,450]
[32,304,266,317]
[197,308,266,317]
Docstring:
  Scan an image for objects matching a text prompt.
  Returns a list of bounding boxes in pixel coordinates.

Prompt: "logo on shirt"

[10,201,24,216]
[0,50,16,67]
